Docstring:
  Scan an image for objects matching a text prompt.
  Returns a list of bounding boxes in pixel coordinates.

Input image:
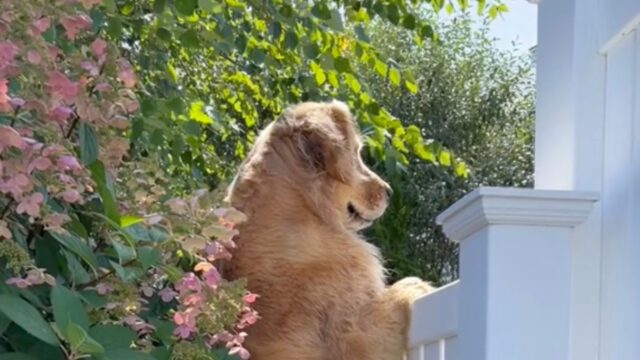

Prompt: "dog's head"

[227,101,391,231]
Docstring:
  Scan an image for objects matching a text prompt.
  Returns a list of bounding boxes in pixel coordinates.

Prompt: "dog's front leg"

[340,277,433,360]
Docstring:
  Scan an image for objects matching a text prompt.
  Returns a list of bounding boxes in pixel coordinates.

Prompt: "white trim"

[408,281,459,348]
[600,13,640,54]
[436,187,599,242]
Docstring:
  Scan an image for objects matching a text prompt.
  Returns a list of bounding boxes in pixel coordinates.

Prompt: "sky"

[486,1,538,52]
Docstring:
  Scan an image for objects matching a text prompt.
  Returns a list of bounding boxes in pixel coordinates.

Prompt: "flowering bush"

[0,0,506,358]
[0,1,255,359]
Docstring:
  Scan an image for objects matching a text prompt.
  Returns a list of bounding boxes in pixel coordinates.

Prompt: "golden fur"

[225,101,432,360]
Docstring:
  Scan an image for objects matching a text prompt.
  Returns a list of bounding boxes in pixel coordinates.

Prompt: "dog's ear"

[296,128,331,171]
[276,101,354,177]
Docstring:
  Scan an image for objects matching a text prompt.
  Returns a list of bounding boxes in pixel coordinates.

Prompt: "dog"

[225,100,432,359]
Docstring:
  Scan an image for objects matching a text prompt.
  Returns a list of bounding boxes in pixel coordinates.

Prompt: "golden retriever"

[225,100,432,360]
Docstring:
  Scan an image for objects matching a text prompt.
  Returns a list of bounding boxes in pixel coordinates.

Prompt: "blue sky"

[487,1,538,52]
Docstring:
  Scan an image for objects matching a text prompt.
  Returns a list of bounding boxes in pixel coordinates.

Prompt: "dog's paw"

[389,277,433,303]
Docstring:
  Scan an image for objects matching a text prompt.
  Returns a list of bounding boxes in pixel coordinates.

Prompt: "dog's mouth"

[347,203,374,228]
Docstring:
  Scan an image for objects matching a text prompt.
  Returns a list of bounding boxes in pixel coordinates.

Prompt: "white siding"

[600,29,640,360]
[407,282,459,360]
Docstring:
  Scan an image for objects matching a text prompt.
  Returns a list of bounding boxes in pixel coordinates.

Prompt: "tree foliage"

[366,16,535,286]
[0,0,508,359]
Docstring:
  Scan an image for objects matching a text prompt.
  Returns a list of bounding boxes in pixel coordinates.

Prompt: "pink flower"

[237,309,259,329]
[42,213,71,230]
[0,42,19,68]
[9,97,25,109]
[59,189,81,203]
[29,17,51,36]
[94,283,113,295]
[117,59,136,88]
[60,15,92,40]
[47,71,79,101]
[90,38,107,59]
[94,82,112,93]
[0,125,27,152]
[173,311,197,339]
[47,105,73,124]
[243,293,258,305]
[165,198,189,215]
[28,157,52,172]
[183,293,205,307]
[141,283,154,297]
[124,315,155,334]
[203,241,232,261]
[56,155,82,172]
[16,192,44,217]
[175,272,201,294]
[25,268,56,286]
[6,277,31,289]
[0,220,12,239]
[202,267,221,289]
[158,287,177,303]
[80,61,100,76]
[0,173,31,198]
[228,346,251,359]
[0,79,10,112]
[26,50,42,65]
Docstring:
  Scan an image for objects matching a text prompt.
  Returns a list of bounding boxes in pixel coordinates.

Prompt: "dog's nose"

[385,186,394,198]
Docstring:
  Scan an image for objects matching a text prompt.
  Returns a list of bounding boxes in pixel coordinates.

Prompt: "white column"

[436,187,597,360]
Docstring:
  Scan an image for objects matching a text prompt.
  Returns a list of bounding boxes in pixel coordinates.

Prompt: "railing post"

[436,187,598,360]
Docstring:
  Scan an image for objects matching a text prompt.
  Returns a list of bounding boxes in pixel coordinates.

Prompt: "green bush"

[366,16,535,286]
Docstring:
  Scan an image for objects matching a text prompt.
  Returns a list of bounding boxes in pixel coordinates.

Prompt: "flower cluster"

[167,207,257,359]
[0,1,258,359]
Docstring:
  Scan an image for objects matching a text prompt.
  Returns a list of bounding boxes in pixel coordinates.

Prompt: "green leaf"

[198,0,217,12]
[403,70,418,94]
[389,67,401,86]
[345,74,361,93]
[66,322,104,354]
[109,261,143,282]
[188,101,213,125]
[110,239,136,262]
[63,250,91,284]
[309,62,326,85]
[174,0,197,15]
[0,295,59,346]
[138,247,161,269]
[120,215,143,228]
[477,0,486,15]
[50,231,99,271]
[179,29,199,48]
[51,285,90,335]
[283,31,298,49]
[438,150,452,166]
[156,27,172,42]
[157,265,183,282]
[311,3,332,20]
[153,0,166,14]
[374,60,388,77]
[79,122,98,166]
[89,161,120,223]
[99,349,154,360]
[455,162,468,178]
[0,354,38,360]
[334,57,351,73]
[327,70,339,88]
[89,325,135,350]
[402,14,416,30]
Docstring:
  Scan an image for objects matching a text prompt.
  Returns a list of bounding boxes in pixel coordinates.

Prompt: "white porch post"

[436,187,597,360]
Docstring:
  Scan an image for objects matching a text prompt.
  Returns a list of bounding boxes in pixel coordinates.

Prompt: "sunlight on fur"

[225,100,433,360]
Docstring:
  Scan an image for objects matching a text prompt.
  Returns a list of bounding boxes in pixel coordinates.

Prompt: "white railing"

[407,187,598,360]
[407,281,459,360]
